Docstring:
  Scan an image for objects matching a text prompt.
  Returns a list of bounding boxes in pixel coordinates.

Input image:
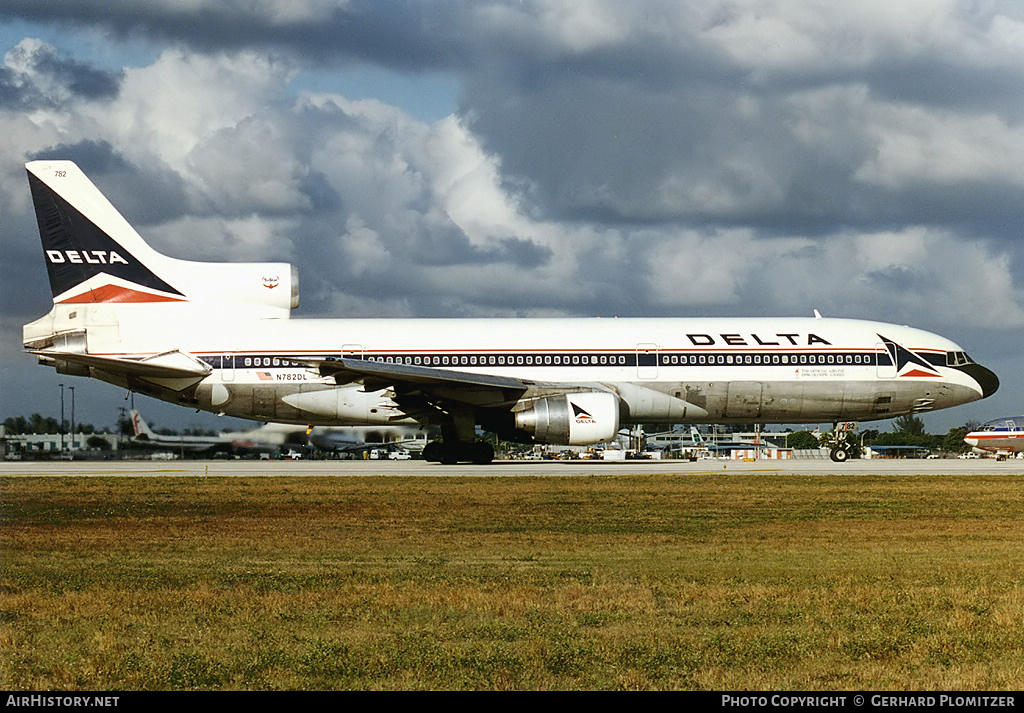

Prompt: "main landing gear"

[422,439,494,465]
[422,416,495,464]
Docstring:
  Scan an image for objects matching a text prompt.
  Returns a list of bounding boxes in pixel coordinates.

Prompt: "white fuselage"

[34,303,988,428]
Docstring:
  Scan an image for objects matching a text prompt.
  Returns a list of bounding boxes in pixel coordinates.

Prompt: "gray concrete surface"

[2,457,1021,477]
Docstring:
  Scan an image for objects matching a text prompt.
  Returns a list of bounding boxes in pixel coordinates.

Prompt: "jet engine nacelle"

[281,386,403,424]
[209,262,299,312]
[514,392,620,445]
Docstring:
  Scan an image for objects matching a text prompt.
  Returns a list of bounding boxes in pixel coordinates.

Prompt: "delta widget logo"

[571,401,595,423]
[878,335,941,378]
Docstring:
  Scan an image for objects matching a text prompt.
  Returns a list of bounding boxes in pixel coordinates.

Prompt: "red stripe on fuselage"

[901,369,942,378]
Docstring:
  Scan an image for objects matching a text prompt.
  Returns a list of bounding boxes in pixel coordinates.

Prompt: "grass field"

[3,472,1024,690]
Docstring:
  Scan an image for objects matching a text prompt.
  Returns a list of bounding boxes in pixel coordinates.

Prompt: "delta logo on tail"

[29,173,186,304]
[877,334,942,378]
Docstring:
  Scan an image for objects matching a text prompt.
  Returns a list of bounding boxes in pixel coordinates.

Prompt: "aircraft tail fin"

[26,161,189,305]
[25,160,298,312]
[129,410,154,440]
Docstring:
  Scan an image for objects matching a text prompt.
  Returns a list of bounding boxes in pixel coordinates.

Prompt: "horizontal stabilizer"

[31,348,212,379]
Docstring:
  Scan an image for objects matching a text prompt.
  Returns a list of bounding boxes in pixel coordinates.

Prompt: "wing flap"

[292,356,533,418]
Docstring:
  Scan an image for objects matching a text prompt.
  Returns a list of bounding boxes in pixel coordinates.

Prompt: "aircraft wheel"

[428,441,493,465]
[423,441,444,463]
[830,447,850,463]
[470,441,494,465]
[439,444,460,465]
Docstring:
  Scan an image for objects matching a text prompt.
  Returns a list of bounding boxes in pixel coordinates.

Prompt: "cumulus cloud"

[0,38,120,110]
[853,106,1024,189]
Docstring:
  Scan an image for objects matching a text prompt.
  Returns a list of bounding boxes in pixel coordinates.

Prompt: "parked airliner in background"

[964,418,1024,459]
[130,409,429,456]
[130,409,312,455]
[22,161,999,463]
[304,425,430,455]
[129,409,240,452]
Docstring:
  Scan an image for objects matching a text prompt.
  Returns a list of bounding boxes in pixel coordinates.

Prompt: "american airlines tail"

[26,160,298,313]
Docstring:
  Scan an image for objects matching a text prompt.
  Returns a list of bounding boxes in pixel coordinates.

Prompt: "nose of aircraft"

[975,364,1000,399]
[961,363,1000,399]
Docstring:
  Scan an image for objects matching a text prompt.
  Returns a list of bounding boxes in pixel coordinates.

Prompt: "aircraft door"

[876,342,896,378]
[342,343,364,361]
[636,343,658,380]
[222,354,234,381]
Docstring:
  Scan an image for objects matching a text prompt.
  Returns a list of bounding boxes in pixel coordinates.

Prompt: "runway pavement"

[1,457,1021,477]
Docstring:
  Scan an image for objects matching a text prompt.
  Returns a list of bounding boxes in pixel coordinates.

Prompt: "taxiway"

[1,458,1021,477]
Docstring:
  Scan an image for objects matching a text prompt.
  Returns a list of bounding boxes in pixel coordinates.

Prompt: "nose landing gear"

[828,421,858,462]
[829,446,851,462]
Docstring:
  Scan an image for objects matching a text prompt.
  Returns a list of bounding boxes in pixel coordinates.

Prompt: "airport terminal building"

[1,427,120,459]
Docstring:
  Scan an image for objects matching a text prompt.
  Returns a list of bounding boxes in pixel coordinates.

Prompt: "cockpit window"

[981,420,1017,432]
[946,351,973,367]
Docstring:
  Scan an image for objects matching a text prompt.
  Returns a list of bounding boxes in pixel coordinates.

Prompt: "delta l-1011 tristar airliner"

[22,160,999,463]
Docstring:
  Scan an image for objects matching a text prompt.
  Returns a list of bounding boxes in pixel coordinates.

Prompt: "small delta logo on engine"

[571,401,595,423]
[262,275,280,289]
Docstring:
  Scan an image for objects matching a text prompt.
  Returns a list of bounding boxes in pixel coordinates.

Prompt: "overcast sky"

[2,0,1022,434]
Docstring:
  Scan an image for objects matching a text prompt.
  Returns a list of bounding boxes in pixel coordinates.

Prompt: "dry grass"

[3,473,1024,689]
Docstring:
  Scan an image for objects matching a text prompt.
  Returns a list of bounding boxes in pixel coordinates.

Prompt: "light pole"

[69,385,75,453]
[59,383,65,452]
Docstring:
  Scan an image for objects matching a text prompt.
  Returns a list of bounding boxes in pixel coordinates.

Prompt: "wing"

[306,356,533,425]
[316,356,526,391]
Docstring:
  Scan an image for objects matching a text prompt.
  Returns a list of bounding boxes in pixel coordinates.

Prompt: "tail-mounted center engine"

[208,263,300,313]
[514,391,620,445]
